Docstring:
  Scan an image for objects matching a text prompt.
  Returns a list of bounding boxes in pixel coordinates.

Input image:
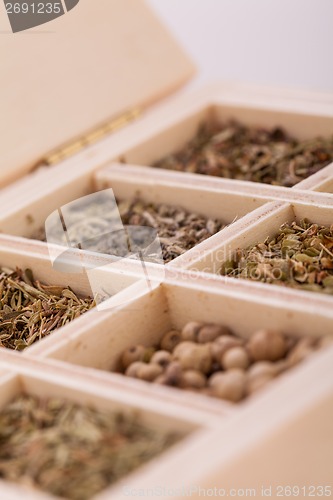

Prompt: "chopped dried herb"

[35,198,225,264]
[152,121,333,187]
[0,395,180,499]
[0,267,95,350]
[220,219,333,294]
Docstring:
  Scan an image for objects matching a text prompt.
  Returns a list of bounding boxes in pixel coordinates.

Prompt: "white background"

[148,0,333,92]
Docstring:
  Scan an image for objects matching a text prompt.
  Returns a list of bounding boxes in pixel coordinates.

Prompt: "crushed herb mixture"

[153,121,333,187]
[0,395,180,499]
[0,267,95,350]
[220,219,333,294]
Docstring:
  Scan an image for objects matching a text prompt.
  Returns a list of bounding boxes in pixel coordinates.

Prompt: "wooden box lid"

[0,0,195,187]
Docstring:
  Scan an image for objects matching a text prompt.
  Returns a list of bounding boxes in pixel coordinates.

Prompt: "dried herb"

[0,267,95,350]
[122,322,330,403]
[0,395,180,500]
[220,219,333,294]
[152,121,333,187]
[35,198,225,264]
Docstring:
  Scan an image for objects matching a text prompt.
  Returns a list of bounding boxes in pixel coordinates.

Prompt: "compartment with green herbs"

[0,245,139,352]
[216,203,333,295]
[0,367,195,500]
[117,103,333,188]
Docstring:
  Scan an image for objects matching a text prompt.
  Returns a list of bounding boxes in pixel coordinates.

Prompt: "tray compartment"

[31,278,333,413]
[180,201,333,297]
[0,241,140,353]
[0,353,207,500]
[0,162,275,267]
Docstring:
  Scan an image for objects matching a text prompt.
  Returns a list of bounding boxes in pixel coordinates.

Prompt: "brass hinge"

[38,107,141,167]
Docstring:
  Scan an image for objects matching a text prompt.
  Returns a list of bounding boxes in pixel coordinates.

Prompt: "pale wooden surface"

[0,0,194,187]
[0,84,332,498]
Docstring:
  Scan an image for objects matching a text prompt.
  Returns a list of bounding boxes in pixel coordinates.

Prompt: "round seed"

[210,335,242,362]
[247,329,287,362]
[173,341,212,374]
[125,361,146,378]
[137,363,163,382]
[221,347,250,370]
[209,369,246,402]
[150,350,172,368]
[247,361,277,380]
[121,345,146,369]
[197,324,231,343]
[164,361,183,386]
[160,330,182,352]
[181,322,203,342]
[180,370,207,389]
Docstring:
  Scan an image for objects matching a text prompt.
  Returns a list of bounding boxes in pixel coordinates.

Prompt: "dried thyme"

[35,198,225,264]
[0,267,95,350]
[220,219,333,294]
[0,395,180,500]
[152,121,333,187]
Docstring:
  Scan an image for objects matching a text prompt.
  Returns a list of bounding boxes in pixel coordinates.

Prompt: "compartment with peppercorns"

[120,321,331,404]
[41,279,333,407]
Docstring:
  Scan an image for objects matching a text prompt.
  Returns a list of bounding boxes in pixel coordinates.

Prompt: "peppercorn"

[247,329,287,362]
[150,350,172,368]
[173,341,212,374]
[198,324,231,343]
[221,347,250,370]
[209,369,246,402]
[160,330,182,352]
[247,361,277,380]
[181,322,203,342]
[121,345,147,370]
[163,361,183,386]
[137,363,163,382]
[180,370,207,389]
[210,336,242,362]
[125,361,145,378]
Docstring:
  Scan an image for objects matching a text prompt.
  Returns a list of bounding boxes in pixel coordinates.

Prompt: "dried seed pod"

[247,329,287,362]
[121,345,146,370]
[125,361,147,378]
[137,364,163,382]
[209,369,246,403]
[210,335,242,362]
[160,330,182,352]
[287,338,314,366]
[150,350,172,368]
[221,347,250,370]
[173,341,212,374]
[246,373,274,395]
[181,322,203,342]
[180,370,207,389]
[197,324,231,343]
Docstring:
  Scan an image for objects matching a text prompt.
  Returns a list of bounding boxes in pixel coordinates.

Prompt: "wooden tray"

[0,83,332,498]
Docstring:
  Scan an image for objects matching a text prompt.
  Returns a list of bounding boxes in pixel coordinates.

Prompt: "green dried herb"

[0,395,180,500]
[152,121,333,187]
[220,219,333,294]
[0,268,95,350]
[35,198,225,264]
